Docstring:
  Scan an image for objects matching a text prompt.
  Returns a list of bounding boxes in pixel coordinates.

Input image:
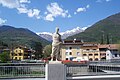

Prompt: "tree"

[106,34,110,44]
[31,41,43,60]
[0,52,10,63]
[43,44,52,58]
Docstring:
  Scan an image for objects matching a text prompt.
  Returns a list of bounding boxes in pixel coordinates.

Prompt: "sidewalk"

[0,78,45,80]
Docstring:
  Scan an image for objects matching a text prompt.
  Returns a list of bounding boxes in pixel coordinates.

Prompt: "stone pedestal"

[45,61,66,80]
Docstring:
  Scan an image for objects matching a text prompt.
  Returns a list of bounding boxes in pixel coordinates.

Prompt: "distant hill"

[0,25,50,47]
[67,12,120,44]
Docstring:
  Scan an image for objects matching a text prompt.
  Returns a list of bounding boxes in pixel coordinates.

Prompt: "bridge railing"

[66,62,120,77]
[0,63,45,78]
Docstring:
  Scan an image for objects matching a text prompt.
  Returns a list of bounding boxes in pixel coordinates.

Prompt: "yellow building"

[61,40,120,61]
[61,40,100,61]
[10,46,34,60]
[81,43,100,61]
[61,40,83,61]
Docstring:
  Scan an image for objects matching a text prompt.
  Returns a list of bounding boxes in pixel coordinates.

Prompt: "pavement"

[0,78,45,80]
[68,78,120,80]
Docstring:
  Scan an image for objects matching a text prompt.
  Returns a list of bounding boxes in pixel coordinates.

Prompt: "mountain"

[37,32,52,42]
[37,27,84,41]
[67,12,120,44]
[0,25,50,47]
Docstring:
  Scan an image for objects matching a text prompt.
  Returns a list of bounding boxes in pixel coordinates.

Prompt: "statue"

[51,27,62,61]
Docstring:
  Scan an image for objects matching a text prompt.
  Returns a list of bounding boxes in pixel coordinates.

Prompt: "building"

[61,40,83,61]
[61,40,100,61]
[81,43,100,61]
[99,44,120,60]
[10,46,35,60]
[61,40,120,61]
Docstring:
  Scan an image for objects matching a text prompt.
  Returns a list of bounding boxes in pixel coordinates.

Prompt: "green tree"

[31,41,43,60]
[43,44,52,58]
[0,52,10,63]
[106,34,110,44]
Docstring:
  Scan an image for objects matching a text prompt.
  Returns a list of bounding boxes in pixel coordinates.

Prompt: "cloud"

[45,14,54,21]
[17,8,41,19]
[106,0,111,2]
[86,5,90,8]
[0,0,40,19]
[27,9,40,19]
[74,5,90,15]
[19,0,31,3]
[96,0,111,3]
[44,2,70,21]
[68,14,71,18]
[0,18,7,24]
[0,0,19,9]
[77,8,86,13]
[74,12,77,15]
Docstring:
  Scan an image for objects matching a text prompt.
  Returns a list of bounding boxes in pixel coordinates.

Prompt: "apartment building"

[61,40,83,61]
[61,40,120,61]
[99,44,120,60]
[10,46,35,60]
[61,40,100,61]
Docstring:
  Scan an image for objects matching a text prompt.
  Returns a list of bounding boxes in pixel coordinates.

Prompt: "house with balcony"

[61,40,100,61]
[61,40,120,61]
[99,44,120,60]
[10,46,35,60]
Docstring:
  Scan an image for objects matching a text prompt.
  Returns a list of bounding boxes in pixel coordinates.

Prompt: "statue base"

[48,61,62,64]
[45,61,66,80]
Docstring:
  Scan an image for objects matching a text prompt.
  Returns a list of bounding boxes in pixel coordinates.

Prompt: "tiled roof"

[98,44,119,49]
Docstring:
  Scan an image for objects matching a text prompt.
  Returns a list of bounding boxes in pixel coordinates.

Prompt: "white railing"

[66,62,120,77]
[0,63,45,78]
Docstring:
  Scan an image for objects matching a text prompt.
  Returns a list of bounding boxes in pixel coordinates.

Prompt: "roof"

[98,44,119,49]
[62,40,99,46]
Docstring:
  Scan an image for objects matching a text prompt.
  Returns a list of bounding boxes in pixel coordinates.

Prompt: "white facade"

[106,50,112,60]
[106,49,120,60]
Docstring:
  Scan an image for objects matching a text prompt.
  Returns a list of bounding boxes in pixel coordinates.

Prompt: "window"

[93,49,96,50]
[101,57,106,60]
[19,50,21,53]
[77,52,80,56]
[16,50,18,52]
[15,54,17,56]
[66,58,68,60]
[95,54,98,56]
[19,57,21,60]
[100,53,106,56]
[86,49,89,51]
[77,47,80,50]
[89,54,93,56]
[83,54,87,56]
[70,52,72,55]
[66,52,69,56]
[11,53,14,56]
[95,58,98,61]
[69,47,72,50]
[115,54,117,57]
[15,57,17,60]
[89,58,93,61]
[19,53,22,56]
[99,48,107,51]
[66,47,69,50]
